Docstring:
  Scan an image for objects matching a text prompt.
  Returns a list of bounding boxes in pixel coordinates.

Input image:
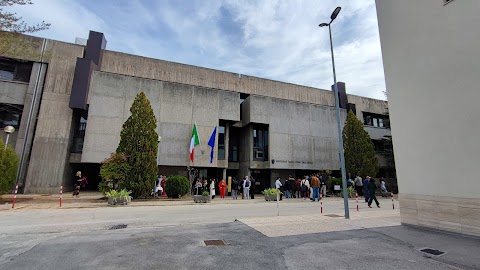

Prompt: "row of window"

[0,59,33,83]
[363,112,389,128]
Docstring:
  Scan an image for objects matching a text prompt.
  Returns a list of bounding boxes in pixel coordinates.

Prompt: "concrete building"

[376,0,480,237]
[1,31,390,194]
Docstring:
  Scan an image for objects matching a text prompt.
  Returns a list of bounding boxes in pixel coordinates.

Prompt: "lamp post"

[319,6,350,219]
[3,126,15,150]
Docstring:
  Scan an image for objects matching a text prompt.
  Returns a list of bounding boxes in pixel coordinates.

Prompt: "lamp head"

[331,7,341,21]
[3,126,15,134]
[319,23,329,27]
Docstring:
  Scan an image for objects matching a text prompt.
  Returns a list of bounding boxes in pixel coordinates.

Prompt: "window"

[0,59,33,83]
[229,127,240,162]
[218,125,225,160]
[253,124,268,161]
[363,112,389,128]
[71,110,88,153]
[0,103,23,129]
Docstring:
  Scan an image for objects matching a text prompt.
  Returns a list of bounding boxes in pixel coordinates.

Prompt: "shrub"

[330,177,342,188]
[105,189,132,199]
[201,191,210,196]
[165,175,189,199]
[0,140,19,195]
[262,188,280,195]
[99,153,130,194]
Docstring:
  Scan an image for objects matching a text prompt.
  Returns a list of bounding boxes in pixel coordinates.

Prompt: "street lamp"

[319,6,350,219]
[3,125,15,150]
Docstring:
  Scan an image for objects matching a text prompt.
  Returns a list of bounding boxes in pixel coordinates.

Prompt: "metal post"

[328,24,350,219]
[4,134,9,150]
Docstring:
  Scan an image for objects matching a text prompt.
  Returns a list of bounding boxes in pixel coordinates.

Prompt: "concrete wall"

[376,0,480,236]
[0,80,28,105]
[82,71,240,167]
[24,40,84,193]
[245,95,345,171]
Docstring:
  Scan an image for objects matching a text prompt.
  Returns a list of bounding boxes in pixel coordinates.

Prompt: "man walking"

[354,175,363,197]
[310,174,320,202]
[367,178,380,208]
[320,175,327,197]
[363,176,371,203]
[243,176,251,200]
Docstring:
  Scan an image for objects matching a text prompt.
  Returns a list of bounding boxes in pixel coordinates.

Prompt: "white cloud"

[4,0,386,100]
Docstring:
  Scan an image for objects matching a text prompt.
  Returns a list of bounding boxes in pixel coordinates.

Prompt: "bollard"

[276,191,280,216]
[391,192,395,210]
[60,185,63,207]
[320,193,323,214]
[356,192,359,212]
[12,183,19,209]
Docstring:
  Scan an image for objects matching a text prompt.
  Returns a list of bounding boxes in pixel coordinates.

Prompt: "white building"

[376,0,480,236]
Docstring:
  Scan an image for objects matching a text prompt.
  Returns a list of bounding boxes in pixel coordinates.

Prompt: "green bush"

[165,175,189,199]
[0,140,19,195]
[98,153,130,194]
[105,189,131,198]
[201,191,210,196]
[262,188,280,195]
[330,177,342,187]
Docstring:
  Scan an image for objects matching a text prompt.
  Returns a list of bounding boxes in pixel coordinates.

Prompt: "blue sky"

[7,0,386,100]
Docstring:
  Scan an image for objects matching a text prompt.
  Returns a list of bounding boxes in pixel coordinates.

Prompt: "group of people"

[348,175,388,208]
[193,176,256,200]
[152,175,167,197]
[274,174,327,202]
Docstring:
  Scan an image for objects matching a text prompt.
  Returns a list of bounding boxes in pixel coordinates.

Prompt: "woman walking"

[218,179,227,199]
[73,171,82,197]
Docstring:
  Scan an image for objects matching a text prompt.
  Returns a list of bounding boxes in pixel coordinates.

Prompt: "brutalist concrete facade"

[0,31,390,193]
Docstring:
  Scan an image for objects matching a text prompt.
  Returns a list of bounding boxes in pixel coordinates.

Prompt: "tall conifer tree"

[342,110,379,177]
[117,92,158,198]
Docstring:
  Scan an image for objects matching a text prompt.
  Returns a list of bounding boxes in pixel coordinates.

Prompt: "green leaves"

[116,92,158,199]
[165,175,190,198]
[343,110,379,177]
[0,139,19,195]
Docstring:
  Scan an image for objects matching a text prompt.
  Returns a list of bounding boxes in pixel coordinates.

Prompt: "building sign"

[273,159,313,165]
[334,185,341,191]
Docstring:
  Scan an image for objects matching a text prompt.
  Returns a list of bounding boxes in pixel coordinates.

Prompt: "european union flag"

[208,126,217,164]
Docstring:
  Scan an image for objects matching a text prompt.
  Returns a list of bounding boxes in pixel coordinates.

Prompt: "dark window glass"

[71,110,88,153]
[0,103,23,129]
[253,125,269,161]
[0,59,32,83]
[218,125,225,160]
[229,127,239,162]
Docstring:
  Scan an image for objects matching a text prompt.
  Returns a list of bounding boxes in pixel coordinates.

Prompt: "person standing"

[301,177,310,200]
[218,179,226,199]
[249,176,256,199]
[275,177,283,201]
[320,175,327,197]
[363,176,371,203]
[354,175,363,197]
[194,178,202,195]
[239,177,245,200]
[310,174,320,202]
[367,178,380,208]
[160,175,167,197]
[243,176,251,199]
[295,178,302,199]
[231,177,238,200]
[380,177,388,196]
[210,179,216,199]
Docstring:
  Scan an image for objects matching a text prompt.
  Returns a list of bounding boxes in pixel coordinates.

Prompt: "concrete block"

[160,82,193,124]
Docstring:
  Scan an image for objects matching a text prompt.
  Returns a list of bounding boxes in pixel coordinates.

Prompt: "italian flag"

[189,123,200,163]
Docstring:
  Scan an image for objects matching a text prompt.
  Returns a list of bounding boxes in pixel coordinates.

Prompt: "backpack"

[245,180,250,188]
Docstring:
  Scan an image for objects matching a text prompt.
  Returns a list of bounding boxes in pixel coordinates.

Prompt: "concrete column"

[224,122,230,162]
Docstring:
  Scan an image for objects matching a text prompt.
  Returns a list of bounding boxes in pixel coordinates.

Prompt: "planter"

[194,195,211,203]
[107,196,131,206]
[264,194,279,201]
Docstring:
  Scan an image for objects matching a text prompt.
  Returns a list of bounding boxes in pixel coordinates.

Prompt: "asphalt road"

[1,222,479,270]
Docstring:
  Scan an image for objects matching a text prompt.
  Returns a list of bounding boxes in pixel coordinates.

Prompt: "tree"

[0,0,50,56]
[98,153,131,194]
[0,139,19,195]
[117,92,158,198]
[342,110,379,177]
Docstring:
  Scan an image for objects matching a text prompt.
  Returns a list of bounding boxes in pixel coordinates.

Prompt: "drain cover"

[108,224,128,230]
[204,240,225,246]
[420,248,444,256]
[324,214,343,218]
